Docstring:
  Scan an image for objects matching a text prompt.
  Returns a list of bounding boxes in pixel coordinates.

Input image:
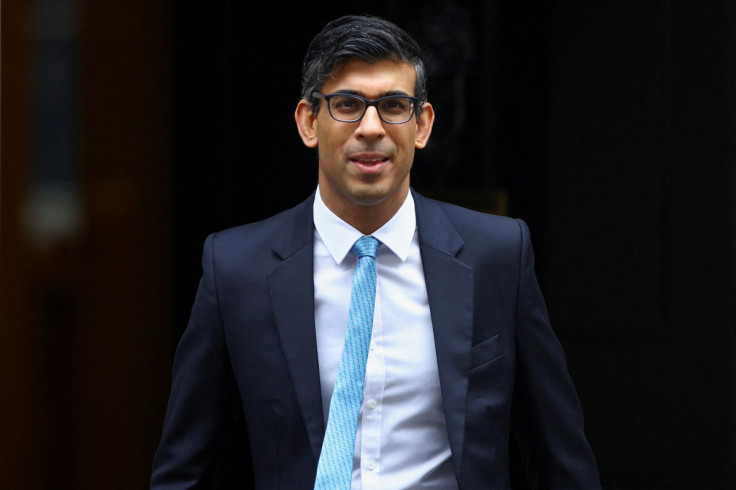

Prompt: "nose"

[355,106,385,140]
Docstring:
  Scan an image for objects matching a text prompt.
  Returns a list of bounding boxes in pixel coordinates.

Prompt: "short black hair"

[301,15,428,117]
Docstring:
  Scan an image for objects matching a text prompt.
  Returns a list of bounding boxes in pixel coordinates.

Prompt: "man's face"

[296,59,434,224]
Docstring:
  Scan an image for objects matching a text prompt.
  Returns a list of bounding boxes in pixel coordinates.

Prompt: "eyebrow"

[329,89,413,98]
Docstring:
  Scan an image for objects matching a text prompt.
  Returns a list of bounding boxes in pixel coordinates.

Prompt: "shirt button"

[370,341,376,351]
[367,399,377,409]
[366,460,375,471]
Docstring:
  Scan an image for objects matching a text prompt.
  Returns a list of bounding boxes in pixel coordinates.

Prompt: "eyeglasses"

[312,91,419,124]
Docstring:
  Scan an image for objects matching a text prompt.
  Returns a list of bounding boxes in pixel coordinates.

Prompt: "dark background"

[2,1,734,488]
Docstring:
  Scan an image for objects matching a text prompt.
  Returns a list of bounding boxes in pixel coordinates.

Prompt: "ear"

[295,99,319,148]
[414,102,435,149]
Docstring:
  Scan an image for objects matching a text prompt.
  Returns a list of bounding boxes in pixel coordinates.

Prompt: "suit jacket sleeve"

[151,233,249,489]
[510,219,600,488]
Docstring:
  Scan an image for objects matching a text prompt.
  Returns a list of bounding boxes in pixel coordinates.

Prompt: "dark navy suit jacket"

[151,190,600,489]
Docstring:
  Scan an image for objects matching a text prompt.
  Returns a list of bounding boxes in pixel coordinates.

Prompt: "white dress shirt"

[313,188,458,489]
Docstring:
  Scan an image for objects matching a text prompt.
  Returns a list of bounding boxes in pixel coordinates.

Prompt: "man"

[152,15,600,489]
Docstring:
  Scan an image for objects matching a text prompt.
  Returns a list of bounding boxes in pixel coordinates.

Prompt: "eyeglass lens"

[329,95,414,123]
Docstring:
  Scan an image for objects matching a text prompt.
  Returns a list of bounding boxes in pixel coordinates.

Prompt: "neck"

[342,204,399,235]
[320,187,408,235]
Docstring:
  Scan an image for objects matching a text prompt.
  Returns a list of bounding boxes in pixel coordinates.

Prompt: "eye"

[379,97,411,114]
[331,96,363,114]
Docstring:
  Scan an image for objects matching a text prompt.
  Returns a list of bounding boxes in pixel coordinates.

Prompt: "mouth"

[349,154,390,174]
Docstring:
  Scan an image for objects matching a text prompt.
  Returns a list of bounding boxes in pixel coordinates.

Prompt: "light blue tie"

[314,235,380,490]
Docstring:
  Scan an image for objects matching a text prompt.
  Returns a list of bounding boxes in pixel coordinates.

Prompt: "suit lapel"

[268,194,325,461]
[413,191,474,479]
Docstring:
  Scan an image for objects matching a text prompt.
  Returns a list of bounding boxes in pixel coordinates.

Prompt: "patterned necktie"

[314,235,380,490]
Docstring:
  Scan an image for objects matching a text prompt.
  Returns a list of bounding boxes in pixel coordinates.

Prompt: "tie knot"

[351,235,380,259]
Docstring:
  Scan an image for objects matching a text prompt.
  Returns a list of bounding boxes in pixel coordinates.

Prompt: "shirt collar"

[313,186,416,264]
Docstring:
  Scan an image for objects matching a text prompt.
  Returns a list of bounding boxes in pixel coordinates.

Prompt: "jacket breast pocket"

[469,333,504,370]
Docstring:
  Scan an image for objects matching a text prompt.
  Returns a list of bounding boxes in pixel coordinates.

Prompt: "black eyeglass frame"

[312,91,420,124]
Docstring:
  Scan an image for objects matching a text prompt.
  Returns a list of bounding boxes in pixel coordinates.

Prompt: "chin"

[348,184,394,206]
[350,194,389,207]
